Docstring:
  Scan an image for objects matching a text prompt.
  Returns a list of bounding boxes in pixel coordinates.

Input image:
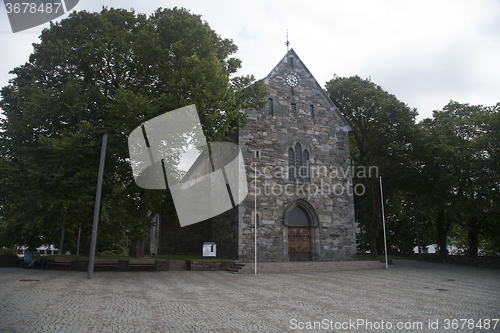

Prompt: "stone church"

[151,49,358,262]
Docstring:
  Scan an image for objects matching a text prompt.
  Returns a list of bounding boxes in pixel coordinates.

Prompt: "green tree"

[0,7,266,256]
[475,106,500,255]
[425,101,500,256]
[411,119,459,255]
[326,75,418,258]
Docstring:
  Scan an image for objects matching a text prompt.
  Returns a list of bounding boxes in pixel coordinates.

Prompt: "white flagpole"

[379,176,388,269]
[254,163,257,274]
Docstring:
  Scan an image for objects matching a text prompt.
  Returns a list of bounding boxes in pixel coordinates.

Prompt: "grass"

[41,253,233,262]
[44,253,415,262]
[41,254,127,261]
[45,253,410,262]
[153,254,233,261]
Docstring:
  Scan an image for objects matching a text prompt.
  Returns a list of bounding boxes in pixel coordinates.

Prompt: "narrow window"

[288,148,295,181]
[290,103,296,111]
[268,98,274,115]
[289,57,294,66]
[310,104,315,119]
[255,150,261,159]
[302,149,310,182]
[295,142,302,181]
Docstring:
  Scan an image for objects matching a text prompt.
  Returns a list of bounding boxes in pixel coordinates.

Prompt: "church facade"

[150,49,358,262]
[209,49,358,262]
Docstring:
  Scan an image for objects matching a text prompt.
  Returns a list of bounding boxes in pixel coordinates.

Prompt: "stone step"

[226,263,246,274]
[232,263,245,267]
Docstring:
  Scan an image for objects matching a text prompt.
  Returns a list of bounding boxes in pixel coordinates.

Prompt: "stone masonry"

[236,49,358,262]
[150,49,358,262]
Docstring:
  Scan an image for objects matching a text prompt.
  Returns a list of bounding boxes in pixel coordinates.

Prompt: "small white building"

[17,245,60,257]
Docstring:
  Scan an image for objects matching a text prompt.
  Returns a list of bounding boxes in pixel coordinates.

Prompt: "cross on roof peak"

[285,29,291,51]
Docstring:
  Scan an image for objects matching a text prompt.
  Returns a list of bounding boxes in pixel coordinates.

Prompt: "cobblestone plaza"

[1,260,499,332]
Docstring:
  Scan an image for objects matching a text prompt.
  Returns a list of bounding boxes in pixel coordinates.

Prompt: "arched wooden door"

[287,206,311,261]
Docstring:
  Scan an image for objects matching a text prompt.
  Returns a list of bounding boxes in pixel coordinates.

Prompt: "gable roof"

[263,48,351,131]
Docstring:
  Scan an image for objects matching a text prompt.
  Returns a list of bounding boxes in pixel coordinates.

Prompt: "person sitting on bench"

[21,249,32,268]
[29,248,41,268]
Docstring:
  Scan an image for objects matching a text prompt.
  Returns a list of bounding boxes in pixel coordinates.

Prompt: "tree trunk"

[414,203,422,260]
[361,203,371,255]
[369,236,378,259]
[369,176,380,259]
[129,190,151,258]
[59,226,65,255]
[467,218,479,257]
[436,209,449,255]
[81,234,91,257]
[130,239,145,258]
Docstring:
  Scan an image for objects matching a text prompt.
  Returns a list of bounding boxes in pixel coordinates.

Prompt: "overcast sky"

[1,0,499,121]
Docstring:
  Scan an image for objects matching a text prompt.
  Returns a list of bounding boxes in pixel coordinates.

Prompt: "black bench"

[47,257,77,271]
[94,259,119,271]
[128,259,157,271]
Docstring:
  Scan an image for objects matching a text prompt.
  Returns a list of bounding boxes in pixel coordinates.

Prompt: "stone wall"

[0,255,19,267]
[159,215,210,255]
[209,206,238,259]
[71,259,227,271]
[72,259,168,271]
[237,50,358,262]
[188,260,233,271]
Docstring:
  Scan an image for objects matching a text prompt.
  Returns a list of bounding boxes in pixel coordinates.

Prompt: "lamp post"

[88,135,107,279]
[254,163,257,275]
[379,177,388,269]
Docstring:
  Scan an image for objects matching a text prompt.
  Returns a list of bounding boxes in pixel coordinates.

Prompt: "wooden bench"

[47,256,77,271]
[94,259,119,271]
[128,259,157,271]
[33,256,50,269]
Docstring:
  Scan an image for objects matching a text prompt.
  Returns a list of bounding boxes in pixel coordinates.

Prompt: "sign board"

[202,242,216,257]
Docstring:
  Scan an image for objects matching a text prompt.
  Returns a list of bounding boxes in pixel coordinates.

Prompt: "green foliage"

[327,75,499,258]
[326,75,418,258]
[422,101,500,256]
[155,254,233,261]
[0,248,17,256]
[0,7,265,254]
[231,76,268,111]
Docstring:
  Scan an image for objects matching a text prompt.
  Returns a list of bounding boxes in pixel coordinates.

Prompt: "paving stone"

[0,260,499,332]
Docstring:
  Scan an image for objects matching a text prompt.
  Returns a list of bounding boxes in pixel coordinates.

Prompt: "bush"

[99,244,128,256]
[0,248,17,256]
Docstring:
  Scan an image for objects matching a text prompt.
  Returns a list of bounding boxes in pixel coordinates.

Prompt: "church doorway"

[287,206,311,261]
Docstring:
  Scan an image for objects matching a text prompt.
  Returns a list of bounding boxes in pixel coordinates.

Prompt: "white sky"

[1,0,499,121]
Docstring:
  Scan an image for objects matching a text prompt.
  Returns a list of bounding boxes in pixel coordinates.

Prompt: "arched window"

[288,147,295,181]
[288,143,310,182]
[294,143,302,181]
[288,206,310,226]
[302,149,310,182]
